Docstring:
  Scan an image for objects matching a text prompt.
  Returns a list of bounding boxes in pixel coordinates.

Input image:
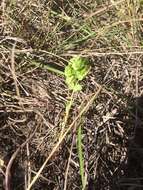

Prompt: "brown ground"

[0,0,143,190]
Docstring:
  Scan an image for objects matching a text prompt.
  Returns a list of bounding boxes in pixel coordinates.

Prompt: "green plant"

[30,56,89,189]
[65,56,90,91]
[30,56,90,91]
[64,56,89,189]
[60,56,90,135]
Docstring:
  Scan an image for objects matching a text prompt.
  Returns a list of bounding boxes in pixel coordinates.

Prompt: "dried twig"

[84,0,125,19]
[5,121,40,190]
[10,43,20,98]
[64,133,76,190]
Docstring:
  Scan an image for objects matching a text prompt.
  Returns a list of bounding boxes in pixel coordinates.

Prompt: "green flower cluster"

[64,56,90,91]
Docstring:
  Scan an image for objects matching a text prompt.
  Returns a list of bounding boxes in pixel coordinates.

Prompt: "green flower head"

[64,56,90,91]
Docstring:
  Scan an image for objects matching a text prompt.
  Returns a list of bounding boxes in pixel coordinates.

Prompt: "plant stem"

[77,123,86,189]
[59,91,74,139]
[30,61,65,76]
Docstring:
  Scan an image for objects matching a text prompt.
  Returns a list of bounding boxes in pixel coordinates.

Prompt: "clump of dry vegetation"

[0,0,143,190]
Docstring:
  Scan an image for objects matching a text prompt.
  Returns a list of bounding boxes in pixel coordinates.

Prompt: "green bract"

[64,56,90,91]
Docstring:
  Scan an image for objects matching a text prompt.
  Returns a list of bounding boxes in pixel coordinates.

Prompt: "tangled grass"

[0,0,143,189]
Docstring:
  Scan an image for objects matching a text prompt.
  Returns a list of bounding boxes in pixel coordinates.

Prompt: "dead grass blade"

[10,43,20,98]
[84,0,126,19]
[5,121,40,190]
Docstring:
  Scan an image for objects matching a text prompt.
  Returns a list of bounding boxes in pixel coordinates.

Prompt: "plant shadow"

[117,95,143,190]
[87,95,143,190]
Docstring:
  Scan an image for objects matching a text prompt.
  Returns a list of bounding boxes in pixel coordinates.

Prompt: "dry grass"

[0,0,143,190]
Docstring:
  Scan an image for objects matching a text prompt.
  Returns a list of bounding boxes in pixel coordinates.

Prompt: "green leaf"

[70,56,86,71]
[65,65,74,77]
[76,66,89,81]
[73,84,82,91]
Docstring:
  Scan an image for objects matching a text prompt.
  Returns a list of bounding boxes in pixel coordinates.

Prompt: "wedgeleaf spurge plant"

[30,55,90,189]
[64,56,90,189]
[60,55,90,137]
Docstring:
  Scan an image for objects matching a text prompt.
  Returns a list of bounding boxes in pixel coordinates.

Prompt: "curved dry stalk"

[84,0,125,19]
[5,122,39,190]
[64,133,76,190]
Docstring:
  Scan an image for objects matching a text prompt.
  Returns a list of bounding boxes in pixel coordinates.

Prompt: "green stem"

[30,61,65,76]
[59,91,74,139]
[77,123,86,190]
